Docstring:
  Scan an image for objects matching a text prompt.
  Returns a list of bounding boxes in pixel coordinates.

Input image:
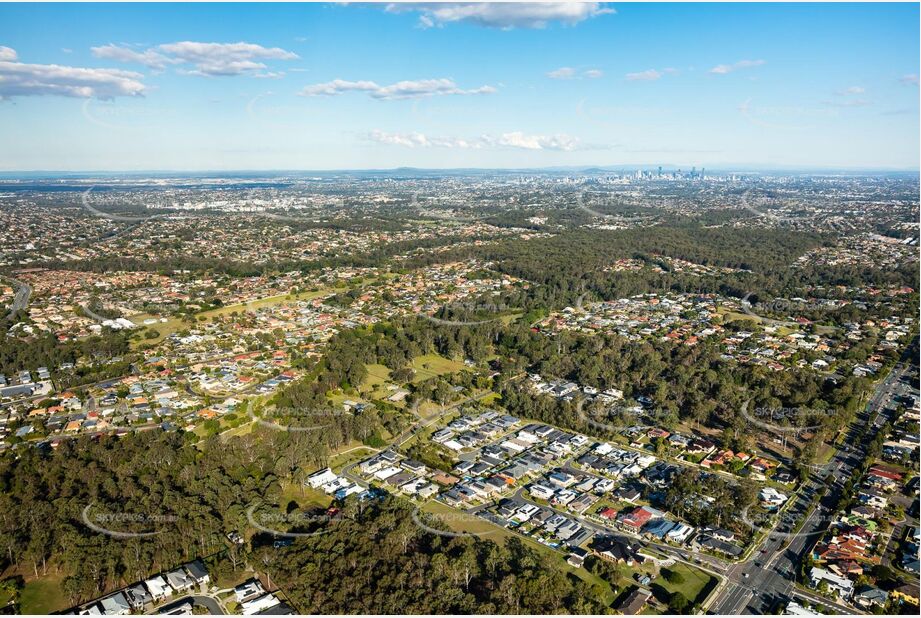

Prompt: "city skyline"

[0,2,919,171]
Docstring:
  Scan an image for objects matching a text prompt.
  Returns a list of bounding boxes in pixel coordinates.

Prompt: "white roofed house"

[306,468,337,488]
[241,593,281,615]
[144,575,170,602]
[234,579,266,603]
[809,567,854,599]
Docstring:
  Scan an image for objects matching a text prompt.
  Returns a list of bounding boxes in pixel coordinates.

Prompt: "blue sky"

[0,2,918,171]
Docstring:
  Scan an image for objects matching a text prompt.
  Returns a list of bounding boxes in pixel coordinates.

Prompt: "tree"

[669,591,691,613]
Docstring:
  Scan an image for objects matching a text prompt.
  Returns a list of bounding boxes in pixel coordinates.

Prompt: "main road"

[706,354,916,615]
[3,276,31,317]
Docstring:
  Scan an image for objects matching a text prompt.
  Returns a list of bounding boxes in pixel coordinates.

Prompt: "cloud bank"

[300,78,495,99]
[0,47,146,99]
[387,2,614,29]
[367,129,600,151]
[92,41,298,77]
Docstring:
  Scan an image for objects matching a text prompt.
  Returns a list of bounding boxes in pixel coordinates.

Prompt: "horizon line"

[0,165,919,176]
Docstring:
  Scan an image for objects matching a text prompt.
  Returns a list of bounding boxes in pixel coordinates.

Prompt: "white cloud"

[367,130,475,149]
[300,78,495,99]
[91,44,176,71]
[0,53,146,99]
[92,41,298,77]
[387,2,614,29]
[835,86,865,95]
[709,59,765,75]
[823,98,871,108]
[548,67,603,79]
[547,67,576,79]
[899,74,919,86]
[625,67,678,81]
[626,69,662,81]
[366,129,593,151]
[488,131,581,151]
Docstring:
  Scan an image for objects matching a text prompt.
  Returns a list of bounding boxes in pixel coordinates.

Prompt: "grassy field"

[128,314,187,346]
[411,354,467,382]
[655,562,715,604]
[279,481,333,510]
[416,400,443,419]
[20,575,68,615]
[614,560,716,607]
[360,364,393,396]
[360,354,468,396]
[328,445,378,472]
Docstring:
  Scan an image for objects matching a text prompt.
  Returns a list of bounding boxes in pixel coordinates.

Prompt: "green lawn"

[279,481,333,510]
[410,354,467,382]
[656,563,716,604]
[422,500,508,540]
[20,575,68,615]
[360,364,393,396]
[360,354,467,394]
[0,588,15,610]
[328,446,378,472]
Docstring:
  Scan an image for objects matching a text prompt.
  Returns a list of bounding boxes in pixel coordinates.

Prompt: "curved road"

[4,277,30,317]
[151,594,225,615]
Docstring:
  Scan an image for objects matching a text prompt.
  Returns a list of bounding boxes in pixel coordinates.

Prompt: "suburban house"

[307,468,337,489]
[614,587,652,615]
[125,583,152,610]
[184,560,210,587]
[99,592,131,616]
[809,566,855,599]
[144,575,170,602]
[165,568,194,594]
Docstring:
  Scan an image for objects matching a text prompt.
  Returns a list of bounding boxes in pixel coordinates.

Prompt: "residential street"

[706,356,916,614]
